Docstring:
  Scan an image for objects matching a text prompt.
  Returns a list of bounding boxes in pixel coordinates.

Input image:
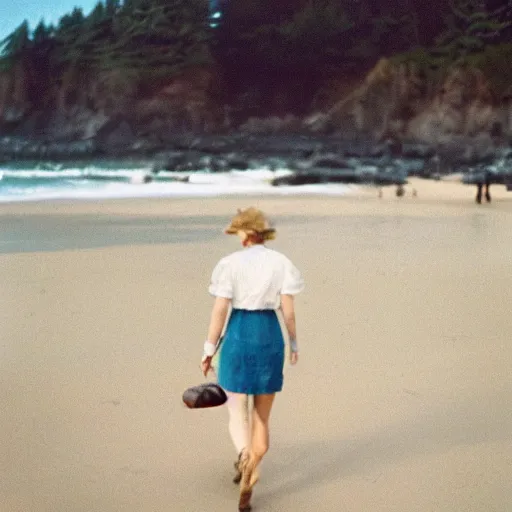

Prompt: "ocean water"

[0,162,356,203]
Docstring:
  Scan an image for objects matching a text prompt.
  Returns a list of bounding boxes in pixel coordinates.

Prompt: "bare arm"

[201,297,230,375]
[207,297,231,345]
[281,294,299,364]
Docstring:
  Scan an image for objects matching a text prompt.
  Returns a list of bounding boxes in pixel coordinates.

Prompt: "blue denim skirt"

[217,309,285,395]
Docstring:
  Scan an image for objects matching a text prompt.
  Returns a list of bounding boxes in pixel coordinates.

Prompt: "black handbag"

[183,336,226,409]
[182,382,228,409]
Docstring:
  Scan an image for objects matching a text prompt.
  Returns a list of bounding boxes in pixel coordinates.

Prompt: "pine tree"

[105,0,121,18]
[436,0,512,60]
[0,20,32,71]
[99,0,211,80]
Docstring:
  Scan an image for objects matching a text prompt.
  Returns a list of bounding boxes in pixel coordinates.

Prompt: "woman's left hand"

[201,356,213,377]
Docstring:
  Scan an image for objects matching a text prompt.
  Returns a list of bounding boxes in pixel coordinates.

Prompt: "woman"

[201,207,304,512]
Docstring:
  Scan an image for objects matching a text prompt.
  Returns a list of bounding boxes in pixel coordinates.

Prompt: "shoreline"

[1,176,511,209]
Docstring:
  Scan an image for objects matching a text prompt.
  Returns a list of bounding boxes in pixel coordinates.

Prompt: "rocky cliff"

[0,56,511,160]
[0,64,223,153]
[308,58,512,158]
[0,62,32,126]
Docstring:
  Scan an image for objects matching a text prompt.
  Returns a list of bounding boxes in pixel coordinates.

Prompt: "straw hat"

[225,207,276,240]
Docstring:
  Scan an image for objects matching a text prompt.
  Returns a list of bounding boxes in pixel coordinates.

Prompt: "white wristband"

[203,341,216,357]
[289,339,299,353]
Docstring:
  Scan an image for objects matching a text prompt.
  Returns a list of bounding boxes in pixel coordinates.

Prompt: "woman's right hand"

[201,355,213,377]
[290,351,299,365]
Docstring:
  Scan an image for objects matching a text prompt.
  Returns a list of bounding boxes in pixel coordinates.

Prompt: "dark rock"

[310,155,352,169]
[153,151,192,172]
[3,106,26,123]
[96,118,136,152]
[45,139,97,159]
[271,164,407,187]
[225,153,250,170]
[271,172,328,186]
[401,143,435,159]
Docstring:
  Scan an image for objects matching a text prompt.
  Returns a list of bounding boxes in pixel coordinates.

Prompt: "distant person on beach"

[201,207,304,511]
[476,171,492,204]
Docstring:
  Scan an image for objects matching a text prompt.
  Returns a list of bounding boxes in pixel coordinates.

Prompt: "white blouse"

[209,245,304,310]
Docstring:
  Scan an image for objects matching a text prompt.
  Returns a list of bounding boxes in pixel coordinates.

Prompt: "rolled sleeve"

[208,259,233,298]
[281,258,304,295]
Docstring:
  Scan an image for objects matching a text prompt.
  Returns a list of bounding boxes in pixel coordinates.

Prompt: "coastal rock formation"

[0,65,221,148]
[0,62,31,125]
[0,55,511,161]
[309,58,512,152]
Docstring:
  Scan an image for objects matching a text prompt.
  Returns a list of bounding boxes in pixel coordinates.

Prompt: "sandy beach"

[1,178,511,512]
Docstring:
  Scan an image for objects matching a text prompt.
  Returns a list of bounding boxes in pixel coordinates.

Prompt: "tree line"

[1,0,511,114]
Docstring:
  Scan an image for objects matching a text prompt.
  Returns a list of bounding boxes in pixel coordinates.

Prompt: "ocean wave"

[0,167,153,180]
[0,164,356,202]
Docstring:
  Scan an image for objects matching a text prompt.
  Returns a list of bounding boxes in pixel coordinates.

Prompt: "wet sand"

[1,179,511,512]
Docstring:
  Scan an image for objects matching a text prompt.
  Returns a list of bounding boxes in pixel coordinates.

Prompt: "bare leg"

[226,392,250,455]
[485,183,491,203]
[227,392,250,484]
[476,183,483,204]
[239,394,275,511]
[250,394,275,467]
